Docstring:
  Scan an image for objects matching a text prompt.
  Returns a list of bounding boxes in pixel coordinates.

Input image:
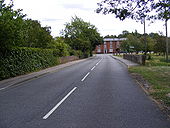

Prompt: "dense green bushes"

[0,47,59,80]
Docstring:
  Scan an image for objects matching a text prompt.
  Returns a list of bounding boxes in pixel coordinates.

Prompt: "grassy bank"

[129,55,170,108]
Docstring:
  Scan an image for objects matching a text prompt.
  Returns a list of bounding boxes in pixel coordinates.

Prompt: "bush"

[69,50,83,58]
[0,47,59,80]
[51,42,70,57]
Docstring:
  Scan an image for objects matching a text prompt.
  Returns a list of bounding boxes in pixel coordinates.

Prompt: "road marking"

[96,58,102,66]
[43,87,77,120]
[81,72,90,82]
[91,66,96,71]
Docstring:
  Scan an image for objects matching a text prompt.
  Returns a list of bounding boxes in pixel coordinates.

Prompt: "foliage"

[120,31,156,53]
[118,30,130,38]
[151,0,170,21]
[96,0,169,22]
[96,0,169,59]
[96,0,154,21]
[51,37,70,57]
[0,0,53,51]
[149,33,166,53]
[145,55,170,66]
[139,35,155,52]
[0,0,26,50]
[121,34,143,53]
[104,35,116,38]
[0,1,86,80]
[21,19,53,48]
[62,16,102,57]
[0,47,59,80]
[69,50,83,58]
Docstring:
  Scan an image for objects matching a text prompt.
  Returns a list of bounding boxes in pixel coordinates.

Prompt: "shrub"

[69,50,83,58]
[0,47,59,80]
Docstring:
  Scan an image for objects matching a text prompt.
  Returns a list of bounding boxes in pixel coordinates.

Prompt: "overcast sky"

[12,0,170,37]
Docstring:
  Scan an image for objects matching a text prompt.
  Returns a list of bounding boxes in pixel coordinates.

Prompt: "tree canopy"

[0,0,54,51]
[97,0,170,60]
[61,16,103,57]
[96,0,155,21]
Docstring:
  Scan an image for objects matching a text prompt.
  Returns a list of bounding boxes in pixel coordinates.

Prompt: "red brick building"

[95,38,126,54]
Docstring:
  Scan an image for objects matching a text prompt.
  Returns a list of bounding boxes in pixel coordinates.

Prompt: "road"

[0,54,169,128]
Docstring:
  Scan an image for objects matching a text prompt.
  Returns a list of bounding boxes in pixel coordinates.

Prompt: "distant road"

[0,54,169,128]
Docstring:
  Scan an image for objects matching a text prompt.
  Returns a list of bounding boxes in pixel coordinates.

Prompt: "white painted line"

[95,58,102,66]
[43,87,77,120]
[91,66,96,71]
[81,72,90,82]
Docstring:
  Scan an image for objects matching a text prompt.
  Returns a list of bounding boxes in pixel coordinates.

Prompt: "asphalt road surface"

[0,54,170,128]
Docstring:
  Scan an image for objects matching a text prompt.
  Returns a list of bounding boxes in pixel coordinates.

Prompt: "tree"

[149,33,166,54]
[118,30,130,38]
[61,16,102,57]
[139,35,155,52]
[22,19,53,48]
[104,35,117,38]
[151,0,170,61]
[96,0,170,60]
[121,34,143,53]
[0,0,53,51]
[0,0,26,51]
[96,0,155,54]
[96,0,154,20]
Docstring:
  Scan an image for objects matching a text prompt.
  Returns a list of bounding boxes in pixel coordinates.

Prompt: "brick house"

[95,38,127,54]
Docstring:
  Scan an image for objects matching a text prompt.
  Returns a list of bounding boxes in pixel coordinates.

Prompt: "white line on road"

[96,58,103,66]
[43,87,77,120]
[91,66,96,71]
[81,72,90,82]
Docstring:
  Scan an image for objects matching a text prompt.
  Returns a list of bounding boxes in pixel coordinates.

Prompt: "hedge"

[0,47,59,80]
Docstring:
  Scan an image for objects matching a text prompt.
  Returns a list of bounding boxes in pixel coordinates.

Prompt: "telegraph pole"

[144,16,147,55]
[165,19,169,62]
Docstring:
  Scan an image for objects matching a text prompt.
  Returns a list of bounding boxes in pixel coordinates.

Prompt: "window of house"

[110,42,112,48]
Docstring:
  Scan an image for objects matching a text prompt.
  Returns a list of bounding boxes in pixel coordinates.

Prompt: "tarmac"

[0,55,139,90]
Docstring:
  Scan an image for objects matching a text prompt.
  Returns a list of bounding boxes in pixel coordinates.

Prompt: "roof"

[103,38,127,42]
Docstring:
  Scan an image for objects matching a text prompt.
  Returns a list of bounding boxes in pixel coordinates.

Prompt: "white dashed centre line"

[81,72,90,82]
[91,66,96,71]
[43,87,77,120]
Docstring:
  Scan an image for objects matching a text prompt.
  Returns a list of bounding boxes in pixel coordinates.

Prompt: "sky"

[11,0,170,37]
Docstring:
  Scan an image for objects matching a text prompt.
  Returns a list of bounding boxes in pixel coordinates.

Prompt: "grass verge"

[129,55,170,111]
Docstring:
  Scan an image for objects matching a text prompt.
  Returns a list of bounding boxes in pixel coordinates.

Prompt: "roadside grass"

[145,55,170,66]
[129,55,170,107]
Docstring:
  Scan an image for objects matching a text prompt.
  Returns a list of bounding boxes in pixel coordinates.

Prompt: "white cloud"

[12,0,170,37]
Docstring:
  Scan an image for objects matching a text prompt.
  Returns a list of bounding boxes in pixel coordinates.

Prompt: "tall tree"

[121,34,143,53]
[62,16,102,57]
[22,19,53,48]
[151,0,170,61]
[96,0,154,54]
[0,0,26,50]
[96,0,170,60]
